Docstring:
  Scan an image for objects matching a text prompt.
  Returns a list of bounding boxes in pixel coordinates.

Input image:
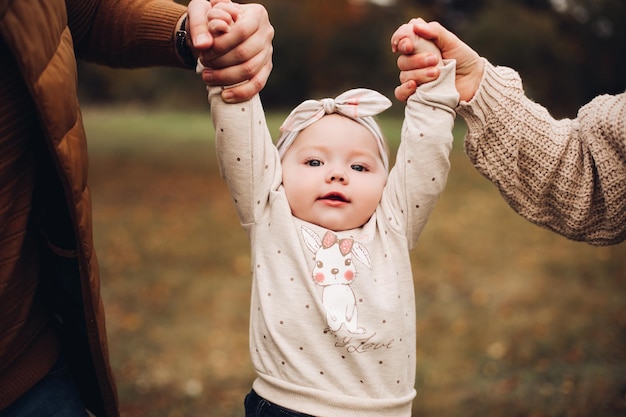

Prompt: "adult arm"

[459,61,626,245]
[67,0,187,67]
[67,0,273,101]
[394,19,626,245]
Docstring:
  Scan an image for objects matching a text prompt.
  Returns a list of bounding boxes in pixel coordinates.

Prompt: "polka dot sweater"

[208,61,458,416]
[458,59,626,246]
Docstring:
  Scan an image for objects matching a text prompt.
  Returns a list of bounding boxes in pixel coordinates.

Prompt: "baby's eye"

[306,159,322,167]
[351,164,368,172]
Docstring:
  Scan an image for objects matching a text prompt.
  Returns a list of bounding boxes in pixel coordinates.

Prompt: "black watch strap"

[176,14,197,68]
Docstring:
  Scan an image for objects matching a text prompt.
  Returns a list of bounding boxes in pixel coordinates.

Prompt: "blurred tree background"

[78,0,625,117]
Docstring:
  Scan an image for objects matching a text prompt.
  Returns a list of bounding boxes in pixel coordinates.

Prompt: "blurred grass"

[84,107,626,417]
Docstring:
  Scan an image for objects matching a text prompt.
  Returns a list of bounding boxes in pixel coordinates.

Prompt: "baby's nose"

[327,166,349,183]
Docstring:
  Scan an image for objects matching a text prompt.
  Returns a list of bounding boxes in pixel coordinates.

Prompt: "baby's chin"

[298,215,369,232]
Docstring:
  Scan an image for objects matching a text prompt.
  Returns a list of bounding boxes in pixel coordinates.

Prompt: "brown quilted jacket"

[0,0,187,415]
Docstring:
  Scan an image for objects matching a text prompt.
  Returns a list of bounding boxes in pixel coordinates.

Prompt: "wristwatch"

[175,14,197,68]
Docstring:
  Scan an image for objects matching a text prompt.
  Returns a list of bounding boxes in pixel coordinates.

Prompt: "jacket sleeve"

[382,59,459,249]
[208,86,281,228]
[458,59,626,246]
[66,0,186,68]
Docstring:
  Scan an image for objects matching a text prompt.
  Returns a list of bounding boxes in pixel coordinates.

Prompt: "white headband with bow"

[276,88,392,171]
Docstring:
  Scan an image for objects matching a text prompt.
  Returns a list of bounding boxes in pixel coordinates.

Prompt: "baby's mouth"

[319,192,349,203]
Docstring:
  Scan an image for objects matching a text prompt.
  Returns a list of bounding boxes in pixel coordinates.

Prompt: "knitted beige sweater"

[458,59,626,246]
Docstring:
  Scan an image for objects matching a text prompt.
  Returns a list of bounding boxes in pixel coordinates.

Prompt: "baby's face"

[281,114,388,231]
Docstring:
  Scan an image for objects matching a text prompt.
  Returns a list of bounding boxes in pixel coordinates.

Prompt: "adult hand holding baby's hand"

[391,18,444,102]
[188,0,274,103]
[393,19,483,103]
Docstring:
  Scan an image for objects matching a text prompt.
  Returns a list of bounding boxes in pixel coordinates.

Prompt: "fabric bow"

[276,88,392,171]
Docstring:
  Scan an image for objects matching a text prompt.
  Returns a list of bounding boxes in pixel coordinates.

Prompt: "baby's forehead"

[278,112,390,171]
[289,118,384,159]
[299,114,375,136]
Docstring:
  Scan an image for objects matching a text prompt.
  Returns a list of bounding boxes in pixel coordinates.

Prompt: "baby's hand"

[391,19,442,66]
[197,2,237,73]
[391,19,443,101]
[206,1,240,36]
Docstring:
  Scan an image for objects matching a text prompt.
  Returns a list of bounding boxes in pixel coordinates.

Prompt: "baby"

[202,4,459,416]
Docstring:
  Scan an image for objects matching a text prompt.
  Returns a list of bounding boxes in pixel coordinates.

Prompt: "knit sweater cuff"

[129,3,188,68]
[456,58,524,135]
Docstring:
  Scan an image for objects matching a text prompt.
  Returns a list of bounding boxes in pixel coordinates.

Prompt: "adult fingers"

[397,52,440,74]
[206,7,235,35]
[398,67,440,86]
[394,80,417,102]
[198,3,272,65]
[220,54,273,103]
[200,40,272,90]
[187,0,213,50]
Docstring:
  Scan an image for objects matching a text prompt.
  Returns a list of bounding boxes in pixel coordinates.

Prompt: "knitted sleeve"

[66,0,186,68]
[458,59,626,245]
